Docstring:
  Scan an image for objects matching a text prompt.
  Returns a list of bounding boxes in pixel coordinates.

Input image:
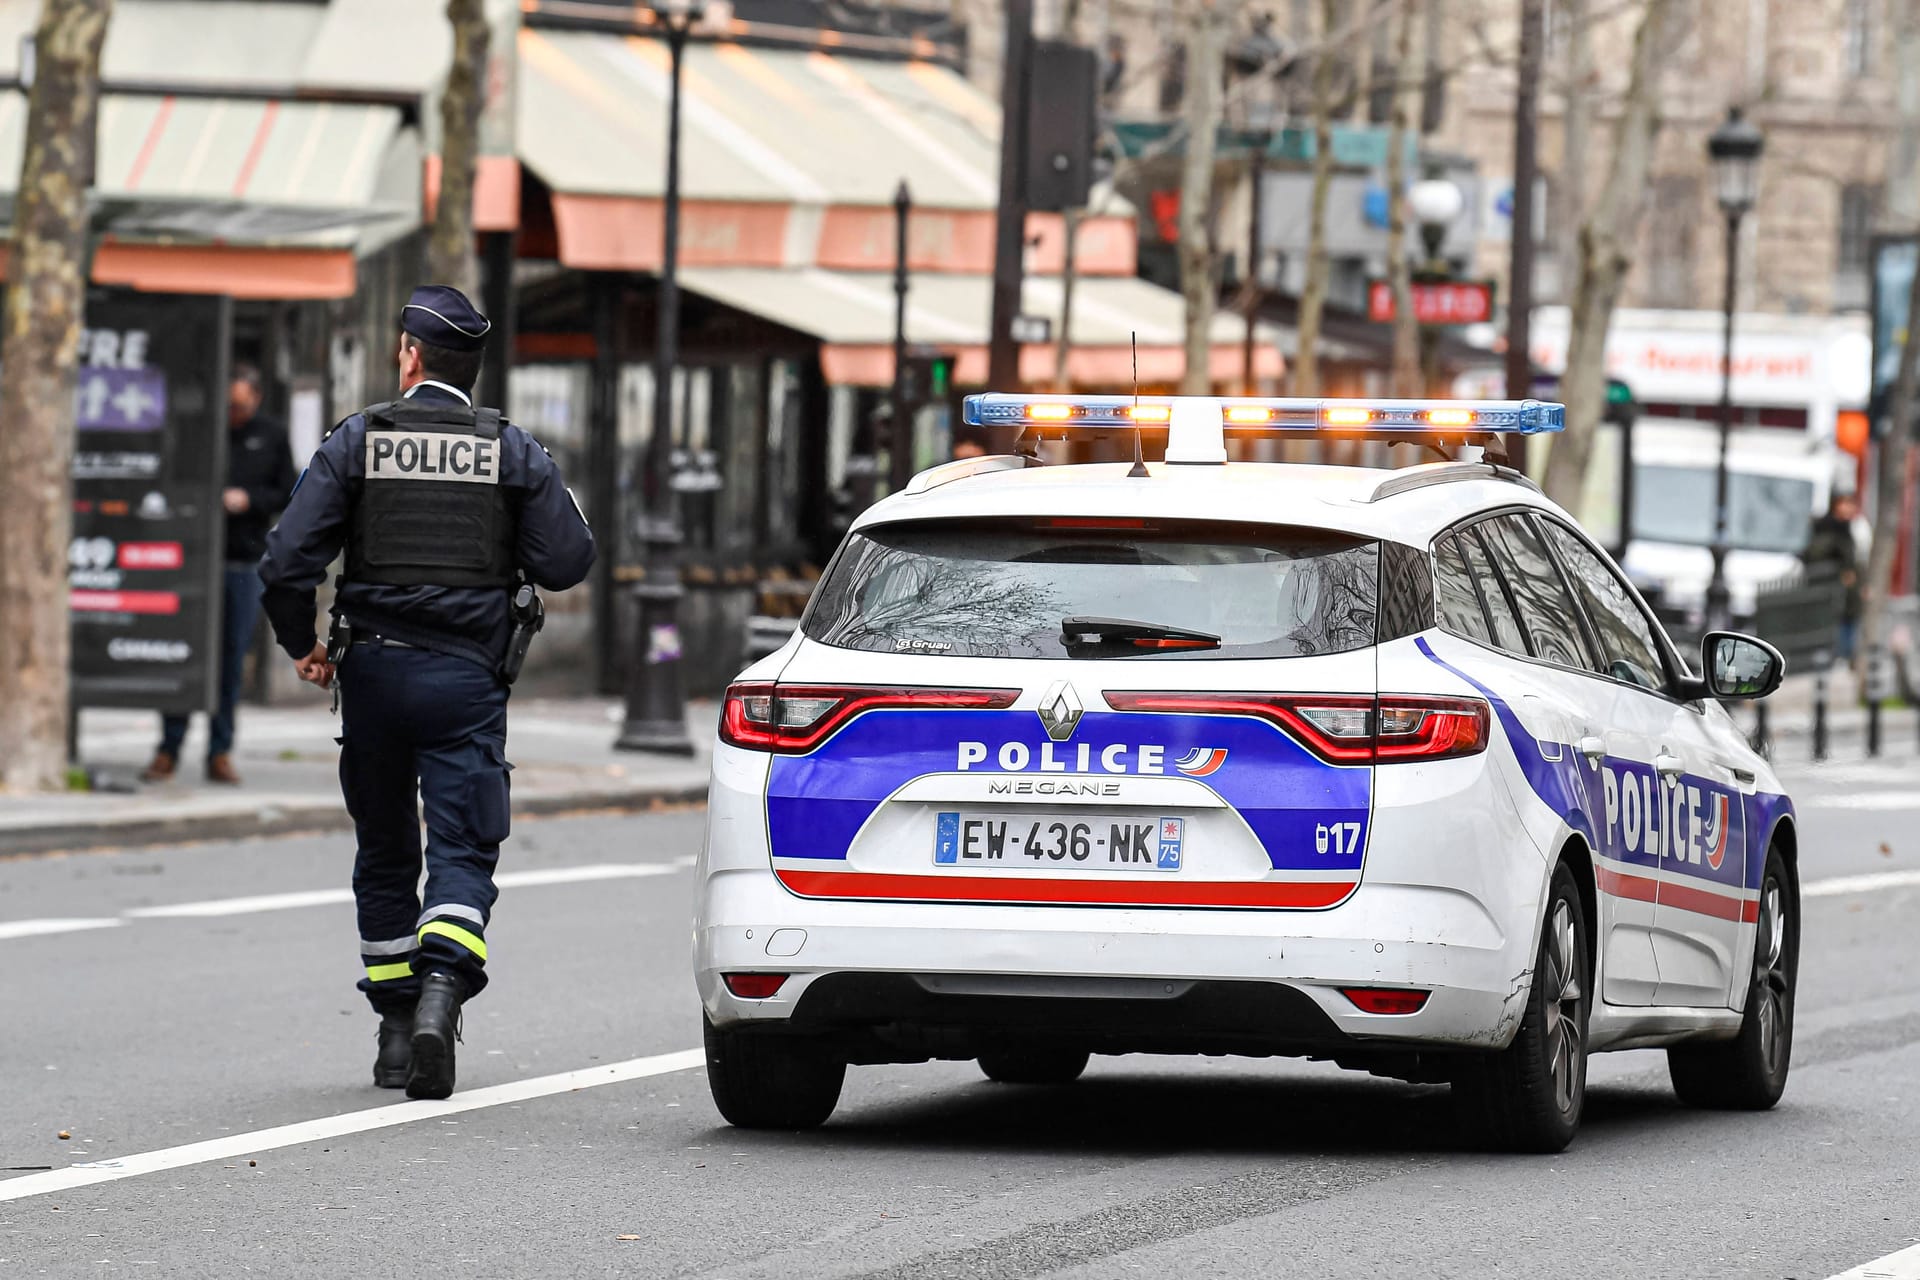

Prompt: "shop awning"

[0,91,418,297]
[514,27,1138,276]
[678,268,1284,388]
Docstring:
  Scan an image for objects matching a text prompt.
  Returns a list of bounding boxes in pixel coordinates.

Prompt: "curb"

[0,781,710,858]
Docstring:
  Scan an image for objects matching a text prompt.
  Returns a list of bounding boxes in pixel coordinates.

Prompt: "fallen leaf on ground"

[616,1235,641,1242]
[1881,842,1893,856]
[56,1131,70,1141]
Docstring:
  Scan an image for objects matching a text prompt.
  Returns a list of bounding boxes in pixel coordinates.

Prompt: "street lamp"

[1703,105,1764,634]
[616,0,707,755]
[1407,177,1464,393]
[1408,177,1465,270]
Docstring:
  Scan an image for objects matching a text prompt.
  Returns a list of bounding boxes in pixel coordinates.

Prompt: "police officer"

[259,285,595,1099]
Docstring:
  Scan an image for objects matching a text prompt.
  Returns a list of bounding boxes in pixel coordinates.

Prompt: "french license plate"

[934,812,1185,872]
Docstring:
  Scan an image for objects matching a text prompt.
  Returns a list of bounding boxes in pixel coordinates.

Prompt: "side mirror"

[1702,631,1785,700]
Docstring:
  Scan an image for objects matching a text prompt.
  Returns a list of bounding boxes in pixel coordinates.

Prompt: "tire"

[1452,860,1592,1154]
[1667,845,1797,1110]
[977,1047,1090,1085]
[703,1014,845,1129]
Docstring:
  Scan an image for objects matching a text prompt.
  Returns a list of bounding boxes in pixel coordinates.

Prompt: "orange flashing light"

[1324,406,1373,427]
[1027,403,1075,421]
[1126,404,1173,422]
[1224,405,1275,424]
[1425,407,1475,428]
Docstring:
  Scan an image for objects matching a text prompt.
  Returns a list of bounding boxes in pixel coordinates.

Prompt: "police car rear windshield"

[803,519,1378,660]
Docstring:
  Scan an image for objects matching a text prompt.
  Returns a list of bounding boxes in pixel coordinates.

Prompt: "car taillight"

[1102,692,1488,763]
[1374,696,1490,761]
[722,973,789,999]
[719,682,1020,754]
[1340,987,1430,1014]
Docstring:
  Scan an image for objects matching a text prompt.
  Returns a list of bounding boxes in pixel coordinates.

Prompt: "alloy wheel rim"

[1543,898,1584,1114]
[1754,878,1789,1076]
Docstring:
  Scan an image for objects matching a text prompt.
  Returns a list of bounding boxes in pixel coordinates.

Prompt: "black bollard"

[1868,698,1882,758]
[1812,669,1829,762]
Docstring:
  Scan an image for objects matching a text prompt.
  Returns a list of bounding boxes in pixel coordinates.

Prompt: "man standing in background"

[142,364,298,786]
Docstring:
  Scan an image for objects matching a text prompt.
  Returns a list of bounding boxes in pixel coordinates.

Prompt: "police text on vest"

[365,431,500,484]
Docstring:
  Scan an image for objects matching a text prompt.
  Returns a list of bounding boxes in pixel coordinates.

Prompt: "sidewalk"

[1754,665,1920,763]
[0,693,716,856]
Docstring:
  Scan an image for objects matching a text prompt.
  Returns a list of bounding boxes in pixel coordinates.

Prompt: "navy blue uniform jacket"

[258,383,595,667]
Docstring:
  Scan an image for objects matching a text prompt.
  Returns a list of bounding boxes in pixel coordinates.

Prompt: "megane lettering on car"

[693,394,1798,1153]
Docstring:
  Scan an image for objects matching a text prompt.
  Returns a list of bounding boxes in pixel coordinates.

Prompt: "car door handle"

[1728,764,1756,785]
[1654,751,1686,778]
[1577,735,1606,762]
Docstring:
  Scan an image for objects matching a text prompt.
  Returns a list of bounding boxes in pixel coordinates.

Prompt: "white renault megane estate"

[692,395,1797,1153]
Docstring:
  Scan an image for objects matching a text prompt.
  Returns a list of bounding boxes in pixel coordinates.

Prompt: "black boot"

[407,972,464,1100]
[374,1008,413,1089]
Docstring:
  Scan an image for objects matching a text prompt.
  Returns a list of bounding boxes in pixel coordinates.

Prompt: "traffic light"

[899,351,957,413]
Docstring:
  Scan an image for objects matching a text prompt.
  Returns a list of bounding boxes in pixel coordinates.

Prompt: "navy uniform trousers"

[339,639,511,1011]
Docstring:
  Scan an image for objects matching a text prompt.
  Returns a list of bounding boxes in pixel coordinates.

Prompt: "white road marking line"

[0,1048,706,1204]
[0,918,125,941]
[1799,793,1920,810]
[1804,869,1920,898]
[125,888,354,918]
[11,860,693,930]
[1823,1241,1920,1280]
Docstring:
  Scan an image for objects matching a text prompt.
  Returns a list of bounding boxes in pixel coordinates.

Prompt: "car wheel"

[977,1047,1091,1085]
[703,1014,845,1129]
[1453,860,1591,1153]
[1667,845,1797,1110]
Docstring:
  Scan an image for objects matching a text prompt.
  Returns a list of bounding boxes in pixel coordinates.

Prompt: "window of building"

[1644,175,1699,309]
[1158,41,1187,113]
[1839,183,1881,278]
[1845,0,1874,77]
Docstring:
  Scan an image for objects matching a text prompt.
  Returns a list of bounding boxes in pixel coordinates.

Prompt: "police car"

[694,395,1798,1153]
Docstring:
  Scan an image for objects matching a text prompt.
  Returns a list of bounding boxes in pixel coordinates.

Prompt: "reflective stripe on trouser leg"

[361,934,418,986]
[416,915,489,995]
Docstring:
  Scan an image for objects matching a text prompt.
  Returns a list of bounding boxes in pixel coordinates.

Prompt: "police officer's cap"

[400,285,491,353]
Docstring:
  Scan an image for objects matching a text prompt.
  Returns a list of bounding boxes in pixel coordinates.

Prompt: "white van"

[1578,418,1853,626]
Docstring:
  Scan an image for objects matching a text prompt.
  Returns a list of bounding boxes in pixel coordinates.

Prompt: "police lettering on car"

[258,284,595,1100]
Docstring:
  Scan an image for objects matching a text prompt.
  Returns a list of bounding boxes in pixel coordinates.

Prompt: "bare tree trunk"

[1292,0,1340,396]
[1385,0,1421,397]
[1862,0,1920,666]
[427,0,489,295]
[1349,0,1375,124]
[0,0,113,793]
[1557,0,1592,300]
[1541,0,1672,510]
[1178,0,1230,394]
[1054,208,1081,390]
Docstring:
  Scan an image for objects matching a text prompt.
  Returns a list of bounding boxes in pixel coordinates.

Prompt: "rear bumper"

[696,739,1549,1059]
[696,867,1532,1056]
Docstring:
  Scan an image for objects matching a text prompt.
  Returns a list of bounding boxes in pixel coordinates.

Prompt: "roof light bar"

[963,395,1565,434]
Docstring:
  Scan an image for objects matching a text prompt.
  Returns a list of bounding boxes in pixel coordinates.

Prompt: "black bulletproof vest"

[345,400,516,589]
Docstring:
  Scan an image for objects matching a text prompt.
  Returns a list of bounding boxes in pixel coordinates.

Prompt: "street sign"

[69,289,230,715]
[1011,314,1052,344]
[1366,279,1495,326]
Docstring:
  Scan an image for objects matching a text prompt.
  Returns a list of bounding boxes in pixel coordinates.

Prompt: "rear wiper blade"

[1060,616,1221,653]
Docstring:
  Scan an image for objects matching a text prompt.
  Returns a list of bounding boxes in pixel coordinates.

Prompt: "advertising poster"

[69,288,231,713]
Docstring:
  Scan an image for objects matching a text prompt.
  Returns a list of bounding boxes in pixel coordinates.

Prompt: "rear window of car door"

[1539,519,1669,692]
[1455,526,1530,656]
[1432,535,1492,643]
[1478,514,1597,671]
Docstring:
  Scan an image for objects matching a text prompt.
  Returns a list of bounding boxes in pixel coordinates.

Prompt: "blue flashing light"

[962,394,1566,435]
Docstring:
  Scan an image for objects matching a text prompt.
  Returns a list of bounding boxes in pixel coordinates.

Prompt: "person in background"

[142,364,297,786]
[1803,491,1862,663]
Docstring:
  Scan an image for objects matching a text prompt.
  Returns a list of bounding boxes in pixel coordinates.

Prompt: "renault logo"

[1036,680,1084,741]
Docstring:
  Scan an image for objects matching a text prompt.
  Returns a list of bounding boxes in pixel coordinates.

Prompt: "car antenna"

[1127,330,1149,478]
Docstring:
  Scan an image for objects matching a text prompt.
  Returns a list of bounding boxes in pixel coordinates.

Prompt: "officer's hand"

[293,642,334,687]
[222,487,250,514]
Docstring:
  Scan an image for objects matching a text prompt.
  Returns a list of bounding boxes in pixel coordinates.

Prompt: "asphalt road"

[4,760,1920,1280]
